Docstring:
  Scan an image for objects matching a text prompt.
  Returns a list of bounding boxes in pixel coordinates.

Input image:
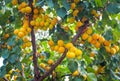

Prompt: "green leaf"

[103,29,113,40]
[46,0,54,8]
[16,62,22,71]
[87,73,97,81]
[83,54,92,64]
[2,49,9,59]
[106,3,120,14]
[8,54,17,63]
[0,10,11,26]
[95,0,103,7]
[73,77,83,81]
[68,60,78,73]
[61,0,70,10]
[56,7,67,18]
[0,66,6,78]
[8,36,16,46]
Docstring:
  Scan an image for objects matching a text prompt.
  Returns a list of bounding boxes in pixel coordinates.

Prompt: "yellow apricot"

[58,46,65,53]
[48,59,54,65]
[69,46,77,52]
[92,34,99,40]
[86,28,92,35]
[69,17,75,23]
[14,29,19,35]
[30,20,35,26]
[103,40,111,47]
[18,32,24,38]
[66,51,75,59]
[34,8,39,14]
[105,46,110,53]
[7,45,12,50]
[65,43,73,49]
[45,66,51,71]
[73,9,79,17]
[91,9,96,15]
[74,0,80,3]
[95,42,101,48]
[27,27,32,33]
[90,52,95,57]
[25,6,32,13]
[82,33,89,40]
[4,34,9,39]
[25,42,32,47]
[71,3,76,9]
[54,45,59,51]
[110,48,116,55]
[113,45,119,52]
[57,40,64,47]
[12,0,18,5]
[98,36,105,43]
[20,27,26,33]
[40,21,45,27]
[40,63,45,68]
[83,74,87,80]
[48,40,54,46]
[76,21,83,27]
[75,49,82,56]
[87,36,92,43]
[21,2,27,8]
[72,70,79,76]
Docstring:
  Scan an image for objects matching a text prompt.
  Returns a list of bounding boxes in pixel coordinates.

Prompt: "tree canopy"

[0,0,120,81]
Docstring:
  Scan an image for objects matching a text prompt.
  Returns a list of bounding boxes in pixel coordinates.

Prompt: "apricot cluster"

[48,40,83,59]
[81,27,119,55]
[30,8,58,31]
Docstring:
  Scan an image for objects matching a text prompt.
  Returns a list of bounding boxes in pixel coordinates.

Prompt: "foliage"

[0,0,120,81]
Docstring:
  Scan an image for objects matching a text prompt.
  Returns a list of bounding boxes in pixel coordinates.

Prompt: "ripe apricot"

[72,70,79,76]
[110,48,116,55]
[12,0,18,5]
[76,21,83,27]
[65,43,73,49]
[48,59,54,65]
[75,49,82,56]
[48,40,54,46]
[92,34,99,40]
[90,52,95,57]
[82,33,89,40]
[57,40,64,47]
[86,28,92,35]
[4,34,9,39]
[74,0,80,3]
[71,3,76,9]
[14,29,19,35]
[103,40,111,47]
[98,36,105,43]
[18,32,24,38]
[66,51,75,59]
[58,46,65,53]
[40,63,45,68]
[34,8,39,14]
[25,6,32,13]
[113,45,119,52]
[73,9,79,17]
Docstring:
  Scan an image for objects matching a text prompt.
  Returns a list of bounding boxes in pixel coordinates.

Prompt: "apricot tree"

[0,0,120,81]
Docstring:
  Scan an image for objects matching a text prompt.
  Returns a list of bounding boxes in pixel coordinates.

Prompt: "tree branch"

[38,20,89,81]
[28,0,40,80]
